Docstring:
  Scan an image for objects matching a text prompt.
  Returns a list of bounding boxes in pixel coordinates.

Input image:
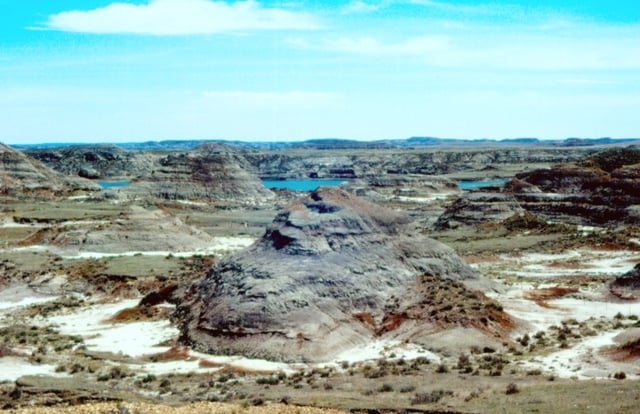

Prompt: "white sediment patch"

[0,285,58,312]
[57,236,256,259]
[0,218,40,228]
[191,351,294,373]
[395,194,456,203]
[486,275,640,332]
[37,298,292,375]
[0,357,67,382]
[135,359,222,376]
[476,249,640,279]
[518,329,634,379]
[1,245,49,254]
[176,200,208,206]
[332,340,440,365]
[43,299,178,358]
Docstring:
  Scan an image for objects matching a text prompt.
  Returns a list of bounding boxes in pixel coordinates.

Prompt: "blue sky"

[1,0,639,144]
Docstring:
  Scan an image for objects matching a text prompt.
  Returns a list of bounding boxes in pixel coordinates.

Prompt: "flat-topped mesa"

[177,188,511,362]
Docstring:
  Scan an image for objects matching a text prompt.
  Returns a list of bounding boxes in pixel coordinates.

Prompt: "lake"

[458,179,508,190]
[97,180,130,189]
[263,178,509,192]
[262,179,347,192]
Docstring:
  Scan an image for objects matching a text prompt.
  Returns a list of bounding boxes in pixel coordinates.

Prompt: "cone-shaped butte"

[178,188,510,362]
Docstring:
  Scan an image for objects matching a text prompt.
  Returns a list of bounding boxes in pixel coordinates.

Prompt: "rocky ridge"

[245,148,598,179]
[25,144,274,206]
[126,144,274,205]
[513,149,640,225]
[25,145,155,179]
[1,143,99,199]
[177,188,511,362]
[343,175,460,202]
[434,148,640,228]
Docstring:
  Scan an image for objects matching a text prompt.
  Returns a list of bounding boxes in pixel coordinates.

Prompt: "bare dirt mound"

[177,188,510,362]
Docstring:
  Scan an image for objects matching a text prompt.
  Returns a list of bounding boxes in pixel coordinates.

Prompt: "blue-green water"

[97,180,130,189]
[263,178,508,192]
[262,179,347,192]
[458,179,508,190]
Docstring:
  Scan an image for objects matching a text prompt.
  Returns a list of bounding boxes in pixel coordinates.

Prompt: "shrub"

[614,372,626,380]
[457,354,471,369]
[378,383,393,392]
[399,385,416,393]
[142,374,156,383]
[256,376,280,385]
[217,373,234,383]
[505,383,520,395]
[435,363,449,373]
[97,374,110,382]
[411,390,453,405]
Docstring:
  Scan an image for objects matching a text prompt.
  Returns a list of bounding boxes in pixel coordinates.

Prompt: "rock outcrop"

[609,263,640,300]
[126,144,274,205]
[26,143,274,206]
[178,188,511,362]
[1,143,99,199]
[434,192,524,230]
[46,205,216,255]
[245,148,597,180]
[513,149,640,225]
[434,148,640,228]
[25,145,155,179]
[343,175,460,202]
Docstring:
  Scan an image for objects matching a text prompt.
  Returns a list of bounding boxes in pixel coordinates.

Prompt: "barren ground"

[1,189,639,413]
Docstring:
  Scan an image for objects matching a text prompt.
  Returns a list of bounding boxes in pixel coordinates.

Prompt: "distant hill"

[13,137,640,152]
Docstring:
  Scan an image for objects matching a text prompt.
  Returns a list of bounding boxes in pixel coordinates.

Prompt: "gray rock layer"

[178,188,479,362]
[1,144,99,198]
[434,148,640,228]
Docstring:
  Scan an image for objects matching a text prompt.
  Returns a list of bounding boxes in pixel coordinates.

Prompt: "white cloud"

[325,35,450,55]
[200,90,339,108]
[341,1,383,14]
[317,25,640,71]
[44,0,320,35]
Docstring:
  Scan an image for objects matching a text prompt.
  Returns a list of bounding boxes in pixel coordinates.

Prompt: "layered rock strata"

[435,148,640,228]
[1,143,99,199]
[178,188,511,362]
[126,145,274,205]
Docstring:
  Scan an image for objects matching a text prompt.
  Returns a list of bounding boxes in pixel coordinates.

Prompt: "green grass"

[101,255,183,278]
[0,227,36,243]
[11,201,124,223]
